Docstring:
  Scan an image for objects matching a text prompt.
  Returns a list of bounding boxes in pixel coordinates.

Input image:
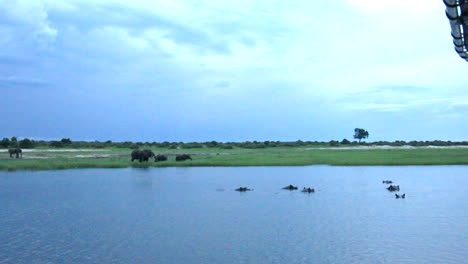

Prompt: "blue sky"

[1,0,467,142]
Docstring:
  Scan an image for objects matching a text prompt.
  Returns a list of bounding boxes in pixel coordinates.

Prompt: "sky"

[1,0,467,142]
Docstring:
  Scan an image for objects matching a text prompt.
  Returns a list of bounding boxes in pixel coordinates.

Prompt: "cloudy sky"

[1,0,467,142]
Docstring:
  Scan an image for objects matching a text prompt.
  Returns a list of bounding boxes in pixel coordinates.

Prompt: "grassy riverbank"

[1,147,467,171]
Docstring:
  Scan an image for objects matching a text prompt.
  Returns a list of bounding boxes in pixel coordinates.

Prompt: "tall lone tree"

[354,128,369,143]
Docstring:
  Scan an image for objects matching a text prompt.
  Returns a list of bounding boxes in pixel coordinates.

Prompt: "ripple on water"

[0,166,467,264]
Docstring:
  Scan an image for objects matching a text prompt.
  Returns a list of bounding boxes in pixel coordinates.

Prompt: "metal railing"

[444,0,468,61]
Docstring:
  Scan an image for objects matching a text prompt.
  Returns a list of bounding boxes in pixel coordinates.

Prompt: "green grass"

[1,147,467,171]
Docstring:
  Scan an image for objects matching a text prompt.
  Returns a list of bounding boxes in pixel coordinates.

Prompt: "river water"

[1,166,467,264]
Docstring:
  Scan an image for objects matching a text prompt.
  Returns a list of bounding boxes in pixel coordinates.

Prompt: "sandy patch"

[20,155,50,159]
[0,149,110,153]
[74,154,127,158]
[162,153,239,156]
[0,152,240,160]
[306,145,468,150]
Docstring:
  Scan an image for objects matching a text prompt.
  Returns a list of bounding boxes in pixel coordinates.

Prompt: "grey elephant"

[131,149,155,162]
[8,148,22,159]
[175,154,192,161]
[154,154,168,162]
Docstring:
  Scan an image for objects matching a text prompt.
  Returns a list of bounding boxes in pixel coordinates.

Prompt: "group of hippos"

[235,184,315,193]
[131,149,192,162]
[7,148,22,159]
[382,180,406,199]
[237,182,407,198]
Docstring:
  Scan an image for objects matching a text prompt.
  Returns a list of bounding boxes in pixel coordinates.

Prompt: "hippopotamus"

[302,187,315,193]
[387,185,400,192]
[395,193,406,199]
[235,187,252,192]
[282,185,298,190]
[382,180,393,184]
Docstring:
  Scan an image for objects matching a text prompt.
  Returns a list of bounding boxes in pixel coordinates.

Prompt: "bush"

[50,141,64,148]
[61,138,72,145]
[238,142,266,149]
[19,138,35,148]
[128,144,139,150]
[0,138,10,148]
[329,140,339,147]
[340,139,351,144]
[181,143,204,149]
[392,141,406,146]
[205,141,219,148]
[92,142,106,148]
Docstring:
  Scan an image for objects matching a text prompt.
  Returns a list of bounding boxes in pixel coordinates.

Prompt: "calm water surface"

[0,166,467,264]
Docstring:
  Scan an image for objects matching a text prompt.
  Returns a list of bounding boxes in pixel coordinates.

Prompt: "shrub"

[0,138,10,148]
[50,141,64,148]
[239,142,266,149]
[181,143,204,149]
[19,138,35,148]
[340,139,351,144]
[205,141,219,148]
[392,141,406,146]
[129,144,139,150]
[61,138,72,145]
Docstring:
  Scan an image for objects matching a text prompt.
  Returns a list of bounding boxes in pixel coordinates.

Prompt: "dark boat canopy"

[444,0,468,61]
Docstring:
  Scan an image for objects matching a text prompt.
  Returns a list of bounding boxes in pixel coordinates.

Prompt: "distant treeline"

[1,137,467,149]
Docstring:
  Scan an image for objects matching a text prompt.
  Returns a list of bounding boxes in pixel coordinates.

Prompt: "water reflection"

[132,168,154,190]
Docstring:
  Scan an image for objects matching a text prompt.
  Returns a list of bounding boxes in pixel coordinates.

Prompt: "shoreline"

[2,164,467,173]
[1,145,468,153]
[1,147,467,171]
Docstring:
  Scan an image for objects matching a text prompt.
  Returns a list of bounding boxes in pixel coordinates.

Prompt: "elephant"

[175,154,192,161]
[131,149,155,162]
[131,150,140,162]
[154,154,168,162]
[302,187,315,193]
[8,148,22,159]
[382,180,393,184]
[387,185,400,192]
[395,193,406,199]
[282,185,298,190]
[235,187,252,192]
